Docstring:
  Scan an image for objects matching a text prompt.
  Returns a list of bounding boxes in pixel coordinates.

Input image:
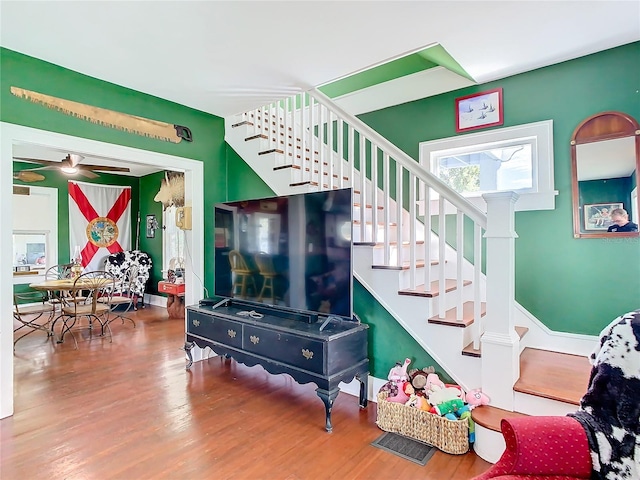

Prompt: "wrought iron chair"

[12,290,55,349]
[44,263,77,309]
[53,271,115,349]
[99,264,138,328]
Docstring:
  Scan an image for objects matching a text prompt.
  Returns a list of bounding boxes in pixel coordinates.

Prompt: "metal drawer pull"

[227,329,236,338]
[250,335,259,344]
[302,349,314,360]
[192,319,200,327]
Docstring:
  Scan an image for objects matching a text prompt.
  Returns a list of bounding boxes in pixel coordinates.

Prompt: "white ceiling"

[3,1,639,176]
[2,1,638,118]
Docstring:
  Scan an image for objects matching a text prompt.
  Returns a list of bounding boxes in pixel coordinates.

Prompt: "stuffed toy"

[464,388,490,409]
[388,358,411,382]
[428,385,463,406]
[378,358,412,397]
[406,394,431,412]
[434,398,465,416]
[425,372,445,394]
[387,381,414,403]
[407,366,435,395]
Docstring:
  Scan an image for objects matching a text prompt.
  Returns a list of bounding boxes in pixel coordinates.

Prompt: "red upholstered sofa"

[472,416,592,480]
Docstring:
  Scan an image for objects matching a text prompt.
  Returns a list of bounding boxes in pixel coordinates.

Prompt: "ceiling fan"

[13,153,130,179]
[13,170,46,183]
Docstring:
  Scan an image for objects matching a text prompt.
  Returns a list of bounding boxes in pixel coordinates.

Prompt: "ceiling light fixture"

[60,166,78,174]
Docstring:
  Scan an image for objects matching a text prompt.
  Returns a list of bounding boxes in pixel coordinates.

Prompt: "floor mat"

[370,431,437,466]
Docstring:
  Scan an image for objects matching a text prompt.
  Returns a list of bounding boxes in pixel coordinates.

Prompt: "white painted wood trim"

[1,122,204,419]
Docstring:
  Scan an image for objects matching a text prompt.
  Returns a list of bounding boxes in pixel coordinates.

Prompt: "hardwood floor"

[3,306,491,479]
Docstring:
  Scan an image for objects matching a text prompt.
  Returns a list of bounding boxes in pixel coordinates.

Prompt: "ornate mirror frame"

[570,111,640,239]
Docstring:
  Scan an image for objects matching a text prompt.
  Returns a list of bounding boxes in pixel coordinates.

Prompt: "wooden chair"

[228,250,257,299]
[254,252,279,304]
[12,291,55,349]
[53,271,115,349]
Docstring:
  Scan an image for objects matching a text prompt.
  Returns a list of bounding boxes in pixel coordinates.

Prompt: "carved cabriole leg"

[316,387,340,433]
[184,341,195,370]
[356,373,369,408]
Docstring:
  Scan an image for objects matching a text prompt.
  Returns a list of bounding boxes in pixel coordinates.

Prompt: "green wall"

[358,42,640,335]
[138,172,166,294]
[2,47,227,294]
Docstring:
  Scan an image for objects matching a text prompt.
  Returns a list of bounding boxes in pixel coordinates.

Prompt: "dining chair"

[54,271,115,349]
[12,290,55,349]
[45,263,84,308]
[99,264,138,327]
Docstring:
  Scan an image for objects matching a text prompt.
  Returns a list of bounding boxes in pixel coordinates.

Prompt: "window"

[13,232,48,272]
[420,120,557,211]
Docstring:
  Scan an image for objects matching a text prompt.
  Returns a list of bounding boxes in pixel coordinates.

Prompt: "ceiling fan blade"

[77,169,99,179]
[13,157,61,167]
[13,171,46,182]
[78,164,131,173]
[66,153,84,168]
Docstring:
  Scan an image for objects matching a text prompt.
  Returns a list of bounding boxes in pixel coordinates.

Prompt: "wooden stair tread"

[372,260,440,270]
[514,348,590,405]
[288,181,344,189]
[353,220,398,227]
[353,202,384,210]
[472,406,529,432]
[462,326,528,357]
[398,279,471,298]
[373,240,425,247]
[428,301,486,328]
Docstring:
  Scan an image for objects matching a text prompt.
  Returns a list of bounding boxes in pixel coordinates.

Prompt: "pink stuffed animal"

[388,358,411,382]
[465,388,490,409]
[387,382,413,403]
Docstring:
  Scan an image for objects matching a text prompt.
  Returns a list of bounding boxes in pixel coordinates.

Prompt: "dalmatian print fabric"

[569,309,640,480]
[104,250,152,299]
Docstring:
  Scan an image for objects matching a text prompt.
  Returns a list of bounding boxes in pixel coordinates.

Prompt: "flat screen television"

[214,188,353,318]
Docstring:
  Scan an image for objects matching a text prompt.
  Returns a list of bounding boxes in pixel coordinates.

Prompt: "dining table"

[29,276,114,344]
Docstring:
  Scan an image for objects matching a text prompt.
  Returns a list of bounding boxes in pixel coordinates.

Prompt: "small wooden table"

[158,281,185,319]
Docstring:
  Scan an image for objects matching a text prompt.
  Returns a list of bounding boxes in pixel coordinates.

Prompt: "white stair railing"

[236,88,519,353]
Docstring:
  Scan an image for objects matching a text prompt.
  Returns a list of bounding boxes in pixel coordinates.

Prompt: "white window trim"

[419,120,558,212]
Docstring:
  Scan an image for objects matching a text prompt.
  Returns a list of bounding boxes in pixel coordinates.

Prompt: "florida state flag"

[68,181,131,272]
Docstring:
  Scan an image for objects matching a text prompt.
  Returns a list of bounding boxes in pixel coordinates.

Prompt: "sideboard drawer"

[188,311,242,349]
[243,325,325,375]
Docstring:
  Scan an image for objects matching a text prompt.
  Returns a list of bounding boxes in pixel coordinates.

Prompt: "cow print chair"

[104,250,152,309]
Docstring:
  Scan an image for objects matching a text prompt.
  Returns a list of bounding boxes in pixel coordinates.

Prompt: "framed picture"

[146,214,158,238]
[583,202,623,231]
[455,88,504,133]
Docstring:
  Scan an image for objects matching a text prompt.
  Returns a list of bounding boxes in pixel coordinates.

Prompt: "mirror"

[571,111,639,238]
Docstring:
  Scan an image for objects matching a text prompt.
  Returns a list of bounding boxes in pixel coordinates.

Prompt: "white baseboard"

[145,293,167,307]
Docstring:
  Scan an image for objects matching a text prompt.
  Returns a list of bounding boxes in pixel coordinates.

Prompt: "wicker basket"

[376,391,469,455]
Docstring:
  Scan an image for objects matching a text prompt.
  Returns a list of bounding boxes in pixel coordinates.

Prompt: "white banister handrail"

[310,88,487,229]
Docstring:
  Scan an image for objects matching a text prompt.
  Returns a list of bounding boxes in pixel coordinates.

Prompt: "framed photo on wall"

[583,202,623,231]
[455,88,504,132]
[146,214,158,238]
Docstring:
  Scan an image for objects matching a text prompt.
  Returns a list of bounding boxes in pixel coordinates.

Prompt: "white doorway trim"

[1,122,205,419]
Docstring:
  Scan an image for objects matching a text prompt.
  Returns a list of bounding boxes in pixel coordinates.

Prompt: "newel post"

[481,191,519,411]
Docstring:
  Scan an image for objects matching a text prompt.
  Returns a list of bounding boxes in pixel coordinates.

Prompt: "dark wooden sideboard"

[185,300,369,432]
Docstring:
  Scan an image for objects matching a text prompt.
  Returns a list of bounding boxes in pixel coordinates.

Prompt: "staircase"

[224,88,595,462]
